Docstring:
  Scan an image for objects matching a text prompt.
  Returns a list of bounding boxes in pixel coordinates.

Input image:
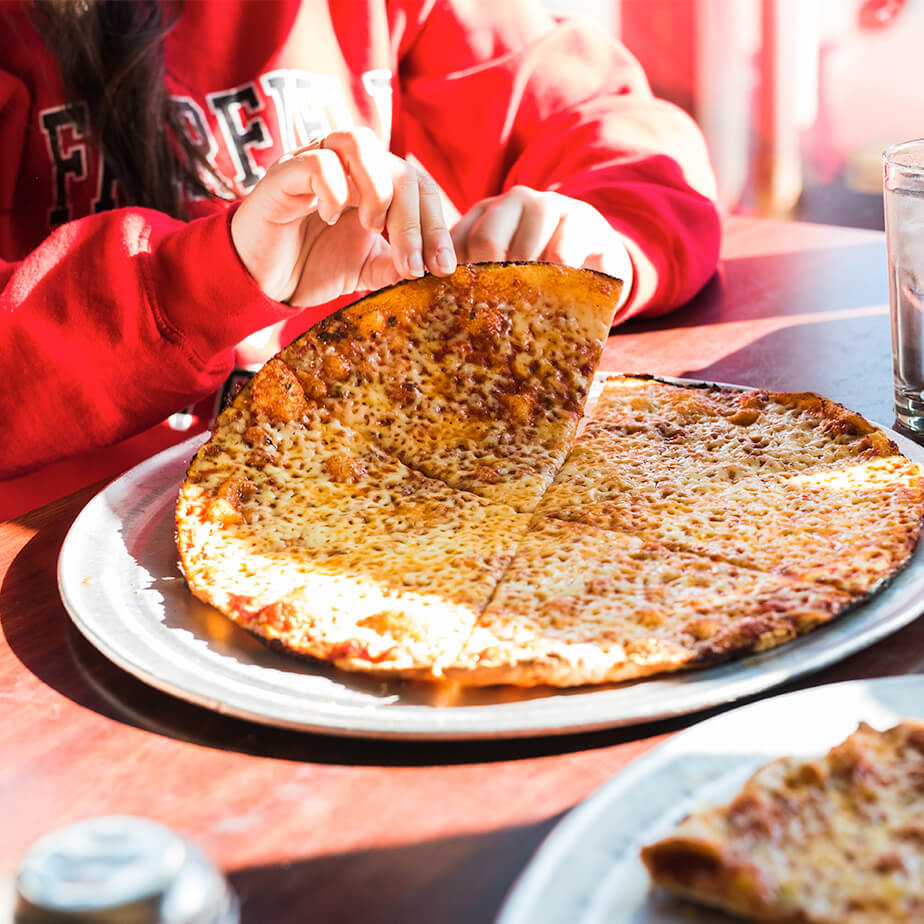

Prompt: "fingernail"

[372,212,387,233]
[408,251,425,277]
[327,211,342,225]
[435,247,456,275]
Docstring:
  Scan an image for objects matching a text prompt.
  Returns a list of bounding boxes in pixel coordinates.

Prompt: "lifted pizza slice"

[279,262,621,512]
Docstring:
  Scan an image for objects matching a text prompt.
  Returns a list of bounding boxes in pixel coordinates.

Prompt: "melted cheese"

[590,375,897,473]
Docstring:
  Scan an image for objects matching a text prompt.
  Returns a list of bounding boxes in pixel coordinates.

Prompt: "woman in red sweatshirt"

[0,0,720,518]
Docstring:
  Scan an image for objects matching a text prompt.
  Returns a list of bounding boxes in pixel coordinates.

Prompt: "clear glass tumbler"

[884,139,924,432]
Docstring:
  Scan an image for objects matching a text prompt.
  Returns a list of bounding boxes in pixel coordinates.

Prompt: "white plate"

[57,413,924,740]
[496,674,924,923]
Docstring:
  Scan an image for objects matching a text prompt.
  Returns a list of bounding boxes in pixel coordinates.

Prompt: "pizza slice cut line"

[444,515,855,687]
[535,376,924,597]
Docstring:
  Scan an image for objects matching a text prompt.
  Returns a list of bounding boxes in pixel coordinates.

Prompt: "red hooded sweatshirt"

[0,0,719,519]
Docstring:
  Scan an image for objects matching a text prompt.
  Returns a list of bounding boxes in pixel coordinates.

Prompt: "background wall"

[544,0,924,229]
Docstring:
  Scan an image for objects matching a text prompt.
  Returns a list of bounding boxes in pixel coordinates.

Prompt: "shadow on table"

[678,311,893,428]
[226,817,562,924]
[616,240,887,335]
[691,306,887,379]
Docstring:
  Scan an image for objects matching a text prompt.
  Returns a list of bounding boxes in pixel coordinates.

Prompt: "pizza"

[175,265,924,686]
[640,720,924,922]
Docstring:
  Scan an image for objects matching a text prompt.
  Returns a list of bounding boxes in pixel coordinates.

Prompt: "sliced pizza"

[641,720,924,923]
[445,517,851,687]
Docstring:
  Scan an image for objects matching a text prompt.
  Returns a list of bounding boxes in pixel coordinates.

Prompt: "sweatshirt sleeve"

[389,0,720,321]
[0,204,298,479]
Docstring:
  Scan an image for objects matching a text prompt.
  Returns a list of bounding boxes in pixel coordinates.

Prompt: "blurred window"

[551,0,924,229]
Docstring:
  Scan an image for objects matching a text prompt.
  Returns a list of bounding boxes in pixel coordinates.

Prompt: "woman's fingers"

[320,127,393,232]
[360,236,403,291]
[452,195,520,263]
[508,188,567,261]
[275,131,456,278]
[453,186,565,263]
[290,132,455,279]
[385,159,424,278]
[453,188,623,270]
[385,156,455,278]
[233,127,461,304]
[418,170,456,276]
[273,127,392,228]
[273,147,351,224]
[540,210,590,268]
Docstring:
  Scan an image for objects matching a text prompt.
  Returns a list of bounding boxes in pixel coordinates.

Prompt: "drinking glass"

[884,139,924,432]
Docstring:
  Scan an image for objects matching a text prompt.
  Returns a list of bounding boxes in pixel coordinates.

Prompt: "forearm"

[0,206,296,478]
[394,1,720,318]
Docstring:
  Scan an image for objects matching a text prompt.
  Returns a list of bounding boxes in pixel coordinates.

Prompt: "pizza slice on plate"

[641,720,924,922]
[445,517,850,687]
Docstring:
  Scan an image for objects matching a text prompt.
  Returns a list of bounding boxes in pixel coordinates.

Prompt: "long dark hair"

[32,0,231,220]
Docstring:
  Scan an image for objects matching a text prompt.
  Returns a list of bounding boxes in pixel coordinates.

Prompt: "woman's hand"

[451,185,633,286]
[231,127,457,306]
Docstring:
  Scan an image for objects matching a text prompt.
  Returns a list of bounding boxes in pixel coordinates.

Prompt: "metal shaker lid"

[14,816,238,924]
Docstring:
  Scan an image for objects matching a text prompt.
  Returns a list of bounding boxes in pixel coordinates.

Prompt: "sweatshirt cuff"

[147,202,299,371]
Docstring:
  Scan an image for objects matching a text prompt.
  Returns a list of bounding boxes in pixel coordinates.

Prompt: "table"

[2,215,923,923]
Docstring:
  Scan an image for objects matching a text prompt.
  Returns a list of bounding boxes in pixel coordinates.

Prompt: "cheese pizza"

[641,720,924,922]
[175,266,924,686]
